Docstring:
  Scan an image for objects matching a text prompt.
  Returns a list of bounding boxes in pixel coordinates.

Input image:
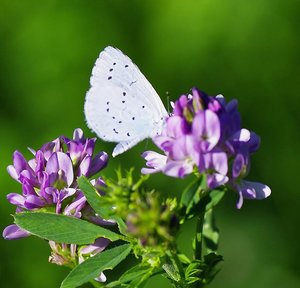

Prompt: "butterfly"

[84,46,168,157]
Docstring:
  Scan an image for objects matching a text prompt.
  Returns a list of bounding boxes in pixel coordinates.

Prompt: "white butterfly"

[84,46,168,157]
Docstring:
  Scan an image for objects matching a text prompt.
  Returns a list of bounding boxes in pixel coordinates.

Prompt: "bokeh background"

[1,0,299,287]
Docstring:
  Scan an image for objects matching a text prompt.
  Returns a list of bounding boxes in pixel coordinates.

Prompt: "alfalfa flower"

[3,128,111,281]
[142,88,271,208]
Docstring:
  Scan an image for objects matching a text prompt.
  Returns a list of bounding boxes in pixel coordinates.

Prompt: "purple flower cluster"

[3,128,111,280]
[142,88,271,208]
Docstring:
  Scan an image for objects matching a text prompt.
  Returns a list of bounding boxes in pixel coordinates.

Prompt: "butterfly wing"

[85,46,168,157]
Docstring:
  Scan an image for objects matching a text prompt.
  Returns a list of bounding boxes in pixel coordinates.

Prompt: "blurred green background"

[0,0,299,287]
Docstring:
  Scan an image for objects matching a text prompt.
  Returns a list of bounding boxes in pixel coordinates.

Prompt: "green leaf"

[14,212,121,244]
[77,176,109,217]
[177,254,191,265]
[61,244,132,288]
[78,176,128,235]
[106,264,153,288]
[180,177,204,217]
[202,253,223,283]
[203,209,219,253]
[205,189,225,211]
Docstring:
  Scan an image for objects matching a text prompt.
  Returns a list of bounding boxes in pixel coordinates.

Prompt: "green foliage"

[92,169,149,220]
[106,263,155,287]
[61,244,132,288]
[12,170,226,288]
[180,175,225,221]
[184,253,223,287]
[78,176,128,235]
[14,212,121,244]
[180,176,205,218]
[203,210,220,253]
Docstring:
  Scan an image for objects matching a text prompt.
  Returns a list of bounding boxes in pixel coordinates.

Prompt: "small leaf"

[77,176,109,217]
[106,264,153,288]
[203,209,219,253]
[202,253,223,283]
[177,254,191,265]
[14,212,121,244]
[188,188,225,220]
[205,189,225,211]
[78,176,128,235]
[61,244,131,288]
[180,177,203,218]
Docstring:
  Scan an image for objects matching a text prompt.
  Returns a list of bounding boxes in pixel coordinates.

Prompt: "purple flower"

[142,88,271,208]
[3,224,30,240]
[3,128,112,279]
[5,128,108,218]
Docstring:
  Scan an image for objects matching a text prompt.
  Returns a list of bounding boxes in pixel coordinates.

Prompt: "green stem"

[195,210,205,260]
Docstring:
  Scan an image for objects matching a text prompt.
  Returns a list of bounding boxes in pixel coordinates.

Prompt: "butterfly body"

[85,47,168,157]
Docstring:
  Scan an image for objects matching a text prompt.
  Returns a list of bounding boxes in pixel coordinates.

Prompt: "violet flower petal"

[141,151,167,174]
[12,151,28,174]
[80,238,110,256]
[24,195,45,209]
[163,160,193,178]
[64,194,86,217]
[166,116,185,138]
[86,152,108,177]
[236,180,271,209]
[78,155,91,176]
[95,273,107,283]
[46,152,74,187]
[3,224,30,240]
[73,128,84,141]
[7,165,19,181]
[207,173,229,189]
[7,193,25,207]
[232,154,245,178]
[193,110,220,152]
